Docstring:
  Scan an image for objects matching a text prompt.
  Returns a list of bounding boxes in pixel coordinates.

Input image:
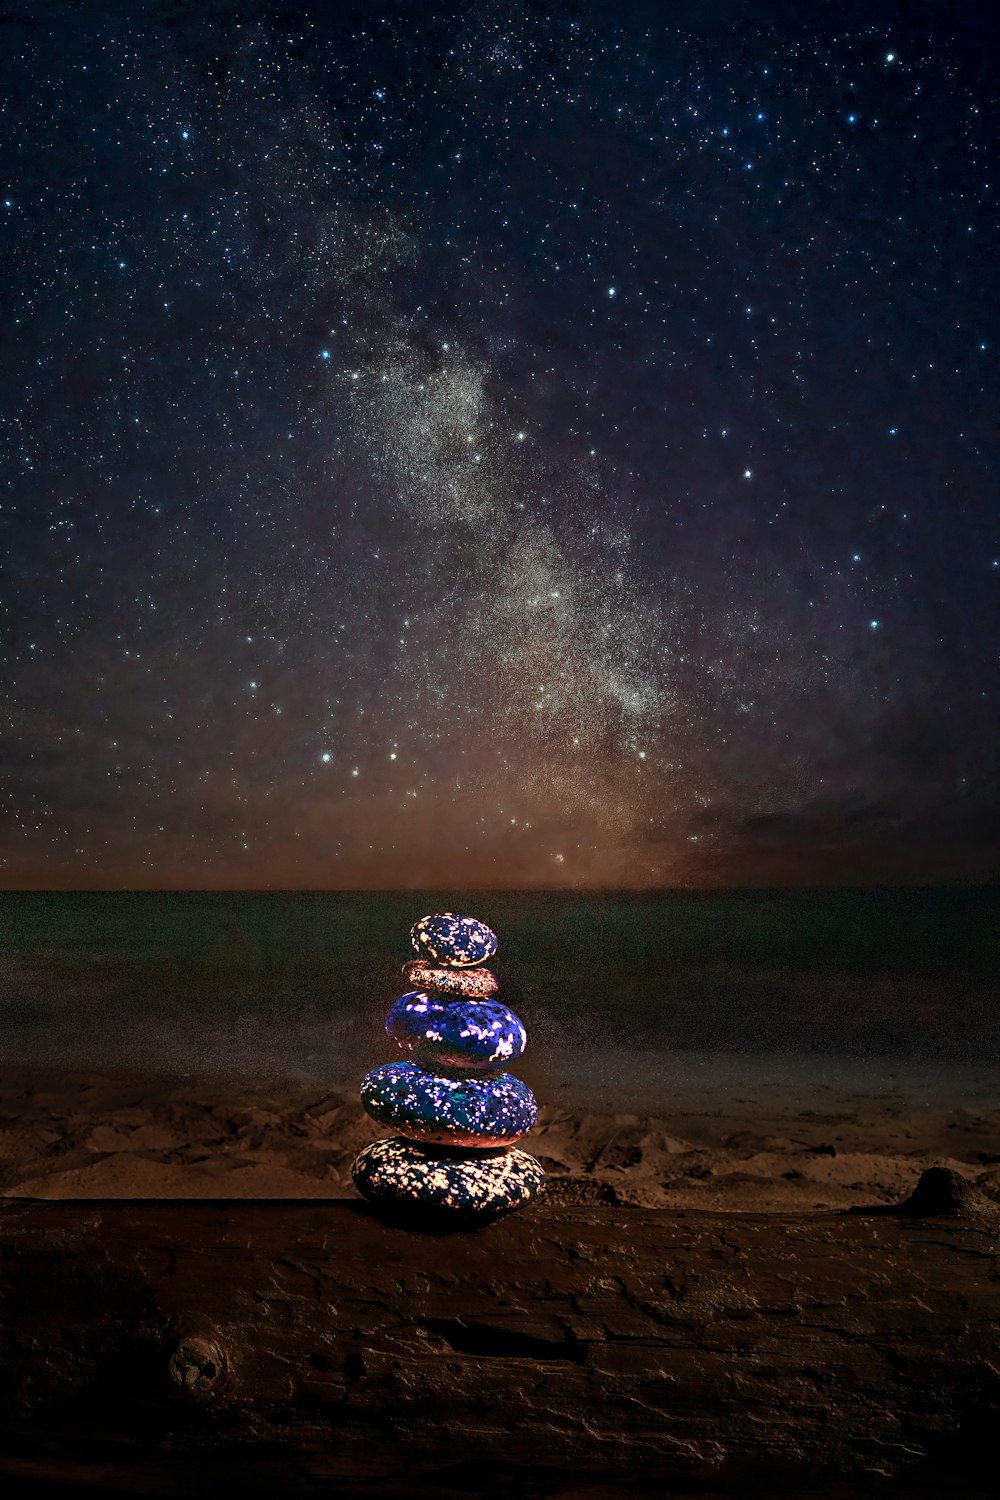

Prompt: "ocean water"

[0,888,997,1082]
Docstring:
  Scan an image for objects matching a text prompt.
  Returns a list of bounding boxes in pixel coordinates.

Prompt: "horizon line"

[1,881,997,896]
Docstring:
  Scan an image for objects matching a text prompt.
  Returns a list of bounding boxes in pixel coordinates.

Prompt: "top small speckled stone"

[410,912,498,967]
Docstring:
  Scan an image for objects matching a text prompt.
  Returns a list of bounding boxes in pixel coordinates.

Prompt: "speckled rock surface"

[351,1135,545,1215]
[385,993,526,1072]
[401,959,500,999]
[410,912,497,967]
[360,1059,536,1146]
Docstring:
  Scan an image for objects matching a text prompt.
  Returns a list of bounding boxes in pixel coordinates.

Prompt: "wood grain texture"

[0,1171,998,1497]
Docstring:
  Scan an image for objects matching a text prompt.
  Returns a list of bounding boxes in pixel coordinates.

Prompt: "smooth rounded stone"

[352,1136,545,1217]
[410,912,497,968]
[386,993,526,1072]
[360,1060,536,1148]
[402,959,499,999]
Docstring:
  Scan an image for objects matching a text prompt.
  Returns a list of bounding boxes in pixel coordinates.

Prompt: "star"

[0,1,990,892]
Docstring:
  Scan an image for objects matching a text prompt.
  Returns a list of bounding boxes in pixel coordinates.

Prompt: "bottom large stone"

[352,1137,545,1217]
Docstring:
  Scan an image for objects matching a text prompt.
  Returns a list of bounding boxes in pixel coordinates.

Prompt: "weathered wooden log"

[0,1171,998,1497]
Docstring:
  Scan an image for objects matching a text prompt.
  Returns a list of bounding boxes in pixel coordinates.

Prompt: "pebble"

[402,959,499,999]
[352,1136,545,1216]
[410,912,497,967]
[386,992,526,1071]
[360,1059,536,1147]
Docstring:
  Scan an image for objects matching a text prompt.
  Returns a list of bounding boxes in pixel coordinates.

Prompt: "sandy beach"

[3,1050,997,1212]
[2,890,996,1212]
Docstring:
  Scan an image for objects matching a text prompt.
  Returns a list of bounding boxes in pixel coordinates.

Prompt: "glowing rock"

[386,992,526,1072]
[402,958,499,999]
[353,911,543,1221]
[410,912,497,967]
[352,1136,544,1216]
[361,1059,536,1147]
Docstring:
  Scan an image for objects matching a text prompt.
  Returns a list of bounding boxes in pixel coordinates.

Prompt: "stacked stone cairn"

[352,912,545,1219]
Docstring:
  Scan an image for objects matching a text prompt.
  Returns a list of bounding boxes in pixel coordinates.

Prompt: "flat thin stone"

[402,959,500,999]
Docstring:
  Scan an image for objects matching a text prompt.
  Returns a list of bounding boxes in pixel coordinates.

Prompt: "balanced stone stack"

[351,912,545,1218]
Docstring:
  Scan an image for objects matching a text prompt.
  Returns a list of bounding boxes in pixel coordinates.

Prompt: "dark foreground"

[1,1176,997,1498]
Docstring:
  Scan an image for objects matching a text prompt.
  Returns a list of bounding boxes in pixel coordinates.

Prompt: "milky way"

[1,1,996,887]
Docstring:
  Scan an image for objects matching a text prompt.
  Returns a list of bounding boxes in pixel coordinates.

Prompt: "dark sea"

[0,889,997,1096]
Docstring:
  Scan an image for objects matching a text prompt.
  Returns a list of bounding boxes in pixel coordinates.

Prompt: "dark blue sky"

[1,0,996,887]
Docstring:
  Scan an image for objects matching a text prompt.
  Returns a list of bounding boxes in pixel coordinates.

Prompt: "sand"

[2,1050,998,1212]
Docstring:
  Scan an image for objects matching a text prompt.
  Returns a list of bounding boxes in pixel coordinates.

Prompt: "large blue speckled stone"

[386,993,526,1072]
[360,1059,536,1148]
[352,1136,544,1217]
[410,912,497,968]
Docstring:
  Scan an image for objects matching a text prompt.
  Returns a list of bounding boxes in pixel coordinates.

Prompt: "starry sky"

[1,0,997,890]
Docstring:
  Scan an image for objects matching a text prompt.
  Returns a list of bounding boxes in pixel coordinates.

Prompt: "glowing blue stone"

[410,912,498,967]
[360,1059,536,1147]
[386,992,526,1072]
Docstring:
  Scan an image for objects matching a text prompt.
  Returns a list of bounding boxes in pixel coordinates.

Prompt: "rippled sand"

[3,1051,998,1213]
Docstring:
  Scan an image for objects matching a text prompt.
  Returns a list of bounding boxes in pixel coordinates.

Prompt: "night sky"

[2,0,996,889]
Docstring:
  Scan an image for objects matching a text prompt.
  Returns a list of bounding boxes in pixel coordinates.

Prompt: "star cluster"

[1,1,996,887]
